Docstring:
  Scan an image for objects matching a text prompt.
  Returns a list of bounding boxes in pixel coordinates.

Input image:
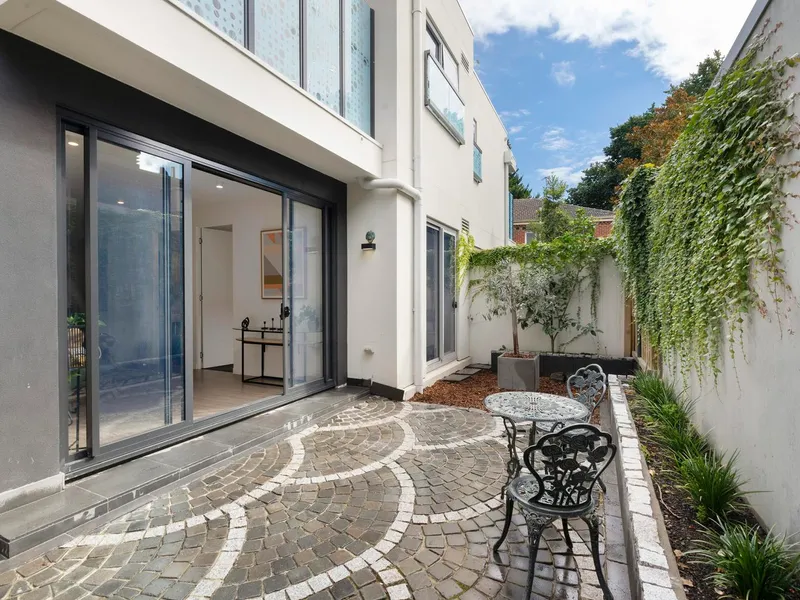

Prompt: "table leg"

[500,416,521,498]
[241,337,245,382]
[528,424,537,447]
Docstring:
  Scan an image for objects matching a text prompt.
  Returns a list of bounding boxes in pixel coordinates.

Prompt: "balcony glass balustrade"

[177,0,373,136]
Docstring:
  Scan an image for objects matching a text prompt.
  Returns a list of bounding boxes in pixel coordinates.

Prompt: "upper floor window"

[426,24,458,89]
[176,0,374,136]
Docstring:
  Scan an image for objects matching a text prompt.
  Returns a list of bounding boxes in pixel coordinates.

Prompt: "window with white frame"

[525,230,536,244]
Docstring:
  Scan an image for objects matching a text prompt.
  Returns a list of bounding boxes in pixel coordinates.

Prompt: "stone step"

[0,387,369,559]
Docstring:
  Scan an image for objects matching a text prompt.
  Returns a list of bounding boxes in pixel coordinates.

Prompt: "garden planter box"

[490,350,503,373]
[538,353,638,377]
[498,353,540,391]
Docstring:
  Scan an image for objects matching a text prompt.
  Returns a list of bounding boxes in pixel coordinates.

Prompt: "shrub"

[694,521,800,600]
[632,371,680,408]
[653,422,709,464]
[680,452,747,522]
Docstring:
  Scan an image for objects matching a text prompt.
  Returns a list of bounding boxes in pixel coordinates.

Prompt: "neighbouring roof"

[513,198,614,223]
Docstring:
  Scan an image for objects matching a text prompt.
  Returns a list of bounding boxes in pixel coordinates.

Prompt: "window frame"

[425,221,458,370]
[525,230,536,244]
[425,21,459,90]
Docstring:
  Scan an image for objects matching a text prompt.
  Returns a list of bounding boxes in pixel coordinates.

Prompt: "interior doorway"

[191,169,284,419]
[199,226,234,371]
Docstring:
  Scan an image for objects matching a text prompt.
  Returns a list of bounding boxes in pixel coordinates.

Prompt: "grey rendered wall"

[0,30,349,496]
[0,40,61,494]
[666,0,800,537]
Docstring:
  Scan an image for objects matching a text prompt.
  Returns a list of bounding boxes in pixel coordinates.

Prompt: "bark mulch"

[410,369,568,411]
[626,386,800,600]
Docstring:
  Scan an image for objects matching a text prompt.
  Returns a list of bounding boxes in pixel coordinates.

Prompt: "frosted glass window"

[306,0,341,113]
[344,0,372,134]
[178,0,245,45]
[254,0,301,85]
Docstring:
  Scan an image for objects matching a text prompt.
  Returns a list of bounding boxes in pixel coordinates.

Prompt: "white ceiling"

[192,168,282,207]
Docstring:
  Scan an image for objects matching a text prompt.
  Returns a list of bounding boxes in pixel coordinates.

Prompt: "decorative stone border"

[607,375,686,600]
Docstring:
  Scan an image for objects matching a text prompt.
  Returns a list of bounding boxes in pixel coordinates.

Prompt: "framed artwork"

[261,229,283,299]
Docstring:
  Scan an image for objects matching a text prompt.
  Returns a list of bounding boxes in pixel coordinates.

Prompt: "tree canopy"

[567,51,722,211]
[509,169,533,199]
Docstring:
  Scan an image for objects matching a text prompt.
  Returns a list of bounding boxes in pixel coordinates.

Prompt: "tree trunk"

[550,335,557,354]
[511,308,520,355]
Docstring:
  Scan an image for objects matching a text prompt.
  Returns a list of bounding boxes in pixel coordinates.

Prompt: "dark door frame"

[58,109,340,479]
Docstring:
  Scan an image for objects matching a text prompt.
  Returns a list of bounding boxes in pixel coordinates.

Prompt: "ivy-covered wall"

[634,5,800,537]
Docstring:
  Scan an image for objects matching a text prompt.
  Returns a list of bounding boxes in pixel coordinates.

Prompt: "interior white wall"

[664,0,800,537]
[192,184,283,379]
[198,228,234,369]
[468,258,626,362]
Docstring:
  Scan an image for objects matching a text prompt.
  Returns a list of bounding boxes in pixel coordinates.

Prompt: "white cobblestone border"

[608,375,686,600]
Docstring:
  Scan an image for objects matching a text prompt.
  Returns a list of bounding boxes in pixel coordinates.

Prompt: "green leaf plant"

[614,23,800,379]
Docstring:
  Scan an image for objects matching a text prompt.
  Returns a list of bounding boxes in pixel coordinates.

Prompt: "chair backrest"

[567,365,607,416]
[522,423,616,508]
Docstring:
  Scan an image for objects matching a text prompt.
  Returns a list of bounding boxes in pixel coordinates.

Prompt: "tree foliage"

[466,223,612,353]
[509,168,533,199]
[620,88,696,176]
[614,27,799,377]
[673,50,723,98]
[569,52,722,210]
[567,161,622,211]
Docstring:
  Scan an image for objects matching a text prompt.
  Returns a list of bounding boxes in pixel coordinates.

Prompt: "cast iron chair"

[537,364,608,437]
[493,423,617,600]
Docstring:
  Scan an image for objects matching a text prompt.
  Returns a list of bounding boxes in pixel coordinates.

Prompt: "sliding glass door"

[284,197,327,390]
[62,121,188,458]
[426,223,457,368]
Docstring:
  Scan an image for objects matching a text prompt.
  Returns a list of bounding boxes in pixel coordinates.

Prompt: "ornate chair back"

[567,365,607,417]
[522,423,616,509]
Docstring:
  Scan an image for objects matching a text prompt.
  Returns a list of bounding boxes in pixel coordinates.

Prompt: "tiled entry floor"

[0,399,629,600]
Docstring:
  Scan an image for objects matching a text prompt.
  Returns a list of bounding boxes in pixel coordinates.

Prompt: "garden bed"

[410,369,567,411]
[625,385,800,600]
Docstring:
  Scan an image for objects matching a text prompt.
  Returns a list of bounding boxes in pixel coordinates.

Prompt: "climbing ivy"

[461,230,612,330]
[621,26,800,377]
[614,164,658,329]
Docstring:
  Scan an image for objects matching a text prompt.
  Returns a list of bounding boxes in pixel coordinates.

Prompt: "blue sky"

[459,0,755,194]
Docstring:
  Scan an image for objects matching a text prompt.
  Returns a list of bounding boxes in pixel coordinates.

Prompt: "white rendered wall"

[192,191,284,379]
[664,0,800,537]
[468,258,626,363]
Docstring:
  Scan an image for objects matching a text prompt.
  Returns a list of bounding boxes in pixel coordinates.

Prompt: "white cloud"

[500,108,531,118]
[459,0,753,82]
[551,61,576,86]
[508,125,526,135]
[540,127,572,151]
[536,166,585,186]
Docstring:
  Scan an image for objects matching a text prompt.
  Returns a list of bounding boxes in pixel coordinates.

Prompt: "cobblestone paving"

[0,399,612,600]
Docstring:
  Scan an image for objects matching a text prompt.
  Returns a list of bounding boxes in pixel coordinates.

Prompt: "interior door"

[200,227,234,369]
[284,197,325,389]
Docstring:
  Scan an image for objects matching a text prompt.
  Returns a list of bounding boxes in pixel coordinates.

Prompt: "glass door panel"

[443,231,456,357]
[96,140,185,446]
[287,200,324,388]
[426,225,440,363]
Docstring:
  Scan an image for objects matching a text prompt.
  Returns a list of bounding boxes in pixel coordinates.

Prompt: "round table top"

[484,391,588,423]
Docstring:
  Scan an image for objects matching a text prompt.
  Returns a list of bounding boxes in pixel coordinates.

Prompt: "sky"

[458,0,756,193]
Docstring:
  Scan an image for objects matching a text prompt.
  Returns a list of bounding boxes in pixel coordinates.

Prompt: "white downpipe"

[357,0,426,394]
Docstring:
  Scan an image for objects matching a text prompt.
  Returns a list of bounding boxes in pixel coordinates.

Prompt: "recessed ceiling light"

[117,200,125,205]
[216,184,224,189]
[67,141,79,147]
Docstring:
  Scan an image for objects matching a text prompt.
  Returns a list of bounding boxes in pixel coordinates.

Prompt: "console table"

[234,328,283,386]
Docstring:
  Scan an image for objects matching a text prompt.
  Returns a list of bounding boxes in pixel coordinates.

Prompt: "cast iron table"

[484,391,589,492]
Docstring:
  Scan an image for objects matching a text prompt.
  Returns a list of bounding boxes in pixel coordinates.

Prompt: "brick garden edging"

[607,375,687,600]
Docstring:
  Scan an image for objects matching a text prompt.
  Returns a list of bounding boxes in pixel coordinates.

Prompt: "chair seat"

[506,475,596,518]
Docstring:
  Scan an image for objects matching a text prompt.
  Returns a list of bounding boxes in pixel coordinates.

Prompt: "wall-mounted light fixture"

[361,230,376,251]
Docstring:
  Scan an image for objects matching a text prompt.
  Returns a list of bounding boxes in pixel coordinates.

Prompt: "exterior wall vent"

[461,53,470,73]
[461,218,470,233]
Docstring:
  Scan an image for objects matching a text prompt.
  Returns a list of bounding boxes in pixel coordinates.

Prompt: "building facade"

[0,0,514,518]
